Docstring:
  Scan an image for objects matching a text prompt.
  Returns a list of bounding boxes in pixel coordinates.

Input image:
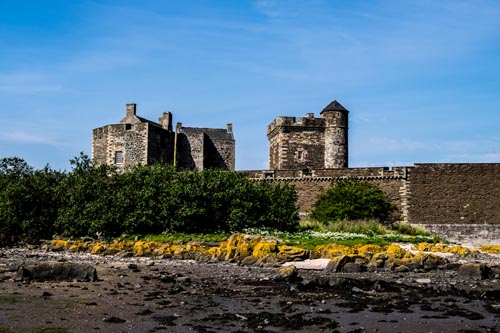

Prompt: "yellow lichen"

[314,244,355,258]
[51,240,69,248]
[415,243,473,256]
[356,244,383,259]
[277,245,309,260]
[252,240,278,257]
[385,244,413,259]
[480,245,500,254]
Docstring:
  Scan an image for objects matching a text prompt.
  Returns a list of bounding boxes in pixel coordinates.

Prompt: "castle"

[92,103,235,171]
[92,100,500,245]
[250,99,500,246]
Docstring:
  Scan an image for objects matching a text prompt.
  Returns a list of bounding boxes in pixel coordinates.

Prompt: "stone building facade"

[92,103,235,171]
[267,100,348,170]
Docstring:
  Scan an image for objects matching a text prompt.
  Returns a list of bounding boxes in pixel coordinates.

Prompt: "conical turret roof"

[321,100,348,113]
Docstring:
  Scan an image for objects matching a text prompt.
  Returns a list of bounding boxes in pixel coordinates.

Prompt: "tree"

[311,180,397,224]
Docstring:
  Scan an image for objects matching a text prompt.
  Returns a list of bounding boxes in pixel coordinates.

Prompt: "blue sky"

[1,0,500,170]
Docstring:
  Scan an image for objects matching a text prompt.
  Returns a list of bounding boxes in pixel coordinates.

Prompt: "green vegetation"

[0,154,299,245]
[124,232,231,245]
[310,179,397,224]
[243,218,437,249]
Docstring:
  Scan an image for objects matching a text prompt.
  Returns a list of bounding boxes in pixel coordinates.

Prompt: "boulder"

[277,245,310,261]
[16,262,98,282]
[458,264,490,280]
[255,255,281,268]
[278,265,299,281]
[325,255,351,272]
[341,262,366,273]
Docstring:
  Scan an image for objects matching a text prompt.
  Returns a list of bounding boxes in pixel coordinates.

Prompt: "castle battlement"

[267,100,348,170]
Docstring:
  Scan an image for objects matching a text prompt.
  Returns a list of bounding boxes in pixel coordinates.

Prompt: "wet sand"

[0,248,499,333]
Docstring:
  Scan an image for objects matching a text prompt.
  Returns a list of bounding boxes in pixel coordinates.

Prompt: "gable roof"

[321,100,348,113]
[180,127,234,141]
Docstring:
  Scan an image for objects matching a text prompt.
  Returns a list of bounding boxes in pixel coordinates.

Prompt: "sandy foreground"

[0,248,499,333]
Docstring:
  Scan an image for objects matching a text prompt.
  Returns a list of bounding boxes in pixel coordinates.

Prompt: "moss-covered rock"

[277,245,309,261]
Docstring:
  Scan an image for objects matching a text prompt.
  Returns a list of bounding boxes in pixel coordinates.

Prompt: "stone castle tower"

[267,100,348,170]
[92,103,235,171]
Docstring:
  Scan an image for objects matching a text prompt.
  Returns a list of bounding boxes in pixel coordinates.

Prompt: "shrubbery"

[310,179,397,224]
[0,154,299,245]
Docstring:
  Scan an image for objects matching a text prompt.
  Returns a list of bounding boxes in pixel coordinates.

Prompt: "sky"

[1,0,500,171]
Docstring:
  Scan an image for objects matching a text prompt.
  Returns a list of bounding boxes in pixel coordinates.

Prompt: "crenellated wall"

[243,164,500,244]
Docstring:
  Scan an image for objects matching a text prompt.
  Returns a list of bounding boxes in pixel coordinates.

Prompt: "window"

[297,149,307,162]
[115,151,123,165]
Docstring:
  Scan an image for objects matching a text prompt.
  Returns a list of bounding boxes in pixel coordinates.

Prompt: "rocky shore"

[0,238,499,332]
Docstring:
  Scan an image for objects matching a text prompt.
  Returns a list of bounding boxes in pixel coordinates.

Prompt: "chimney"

[126,103,137,117]
[307,113,314,118]
[227,123,233,133]
[159,112,173,131]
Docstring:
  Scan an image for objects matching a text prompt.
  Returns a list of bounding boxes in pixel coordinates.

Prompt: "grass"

[32,329,70,333]
[122,232,230,245]
[115,220,438,250]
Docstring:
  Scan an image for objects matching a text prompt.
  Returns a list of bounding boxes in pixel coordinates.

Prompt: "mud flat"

[0,248,499,333]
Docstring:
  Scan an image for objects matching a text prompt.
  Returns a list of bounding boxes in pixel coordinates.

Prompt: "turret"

[320,100,348,168]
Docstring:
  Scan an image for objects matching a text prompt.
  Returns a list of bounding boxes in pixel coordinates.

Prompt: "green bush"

[0,154,300,244]
[0,158,63,244]
[310,179,397,224]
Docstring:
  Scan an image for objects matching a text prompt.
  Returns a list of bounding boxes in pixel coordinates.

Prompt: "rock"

[252,240,278,258]
[458,264,490,280]
[394,265,410,273]
[240,256,259,266]
[256,255,281,268]
[415,278,431,284]
[341,262,366,273]
[127,263,140,271]
[367,258,385,272]
[175,276,191,283]
[277,245,310,261]
[325,255,351,272]
[372,280,400,292]
[278,265,299,281]
[103,316,126,323]
[16,262,98,282]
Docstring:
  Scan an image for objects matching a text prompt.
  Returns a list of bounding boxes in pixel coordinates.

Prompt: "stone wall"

[147,125,173,165]
[244,163,500,245]
[208,139,235,170]
[92,123,149,171]
[322,111,348,168]
[408,164,500,225]
[267,115,326,170]
[416,224,500,247]
[245,167,409,219]
[92,104,235,172]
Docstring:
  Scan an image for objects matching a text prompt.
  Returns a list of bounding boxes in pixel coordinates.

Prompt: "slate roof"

[180,127,234,141]
[321,100,348,113]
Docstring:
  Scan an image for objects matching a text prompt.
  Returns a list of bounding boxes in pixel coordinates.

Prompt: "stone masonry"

[256,98,500,245]
[267,100,348,170]
[245,163,500,244]
[92,104,235,171]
